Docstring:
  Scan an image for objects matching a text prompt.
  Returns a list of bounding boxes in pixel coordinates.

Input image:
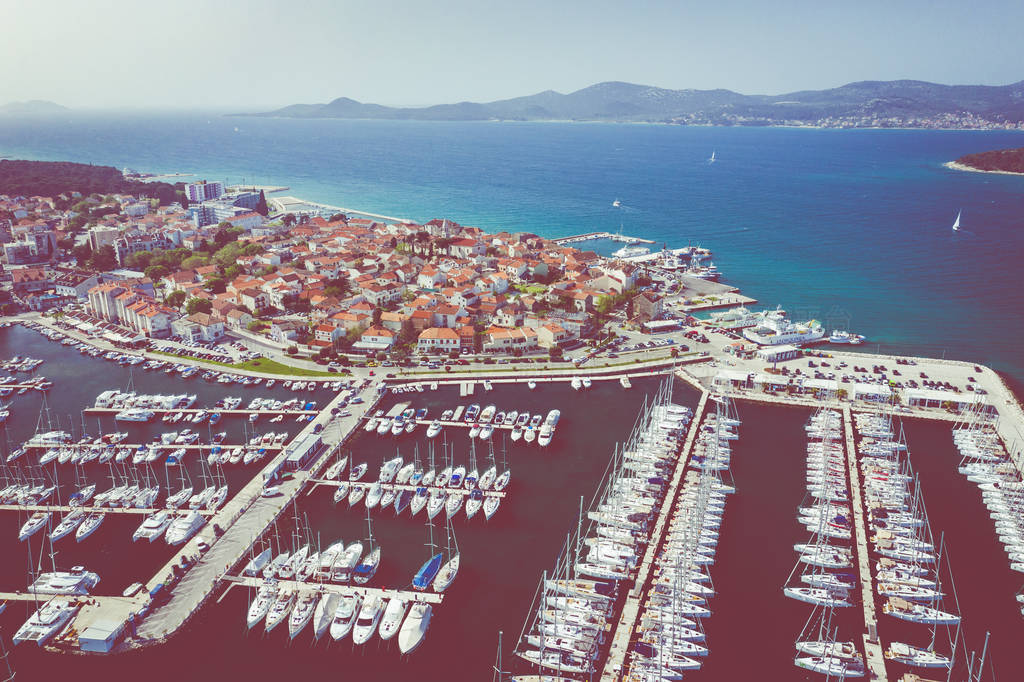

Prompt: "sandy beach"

[944,160,1024,176]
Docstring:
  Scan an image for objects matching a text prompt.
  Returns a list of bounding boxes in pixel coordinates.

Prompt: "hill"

[953,147,1024,174]
[0,160,182,204]
[240,79,1024,128]
[0,100,69,116]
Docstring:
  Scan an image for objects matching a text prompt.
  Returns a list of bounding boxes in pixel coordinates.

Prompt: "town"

[0,174,720,373]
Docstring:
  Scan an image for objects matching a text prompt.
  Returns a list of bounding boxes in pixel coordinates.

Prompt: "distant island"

[0,100,68,116]
[947,147,1024,176]
[240,79,1024,130]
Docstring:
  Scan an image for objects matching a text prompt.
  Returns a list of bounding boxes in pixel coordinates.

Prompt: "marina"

[0,323,1020,679]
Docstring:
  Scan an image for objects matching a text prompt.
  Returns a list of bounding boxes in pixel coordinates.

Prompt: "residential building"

[416,327,460,354]
[184,180,224,203]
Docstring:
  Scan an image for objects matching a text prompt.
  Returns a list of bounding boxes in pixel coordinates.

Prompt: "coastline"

[944,160,1024,176]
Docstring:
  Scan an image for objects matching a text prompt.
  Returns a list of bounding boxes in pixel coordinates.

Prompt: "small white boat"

[329,593,362,641]
[378,597,407,641]
[352,596,385,645]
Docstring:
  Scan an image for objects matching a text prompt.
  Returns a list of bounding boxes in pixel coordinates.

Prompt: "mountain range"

[243,80,1024,126]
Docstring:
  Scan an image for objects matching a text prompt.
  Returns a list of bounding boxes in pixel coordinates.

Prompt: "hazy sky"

[4,0,1022,110]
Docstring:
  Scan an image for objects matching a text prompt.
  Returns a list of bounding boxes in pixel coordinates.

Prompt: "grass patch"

[152,350,341,377]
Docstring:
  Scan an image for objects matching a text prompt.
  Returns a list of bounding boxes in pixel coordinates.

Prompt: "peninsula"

[946,147,1024,175]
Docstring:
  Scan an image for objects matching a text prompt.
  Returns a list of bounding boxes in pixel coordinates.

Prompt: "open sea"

[1,115,1023,679]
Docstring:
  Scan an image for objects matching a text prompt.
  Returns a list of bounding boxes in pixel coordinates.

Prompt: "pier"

[599,389,709,681]
[843,406,888,682]
[0,504,216,516]
[552,231,656,246]
[307,478,508,499]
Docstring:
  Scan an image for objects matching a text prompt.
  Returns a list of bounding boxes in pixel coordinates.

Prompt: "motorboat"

[165,510,206,546]
[329,593,362,641]
[378,597,407,641]
[353,546,381,585]
[397,603,432,654]
[427,420,443,438]
[313,592,339,640]
[133,511,172,542]
[352,596,385,645]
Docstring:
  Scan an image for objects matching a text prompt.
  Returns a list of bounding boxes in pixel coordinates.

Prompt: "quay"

[220,575,445,605]
[843,405,888,682]
[61,381,384,653]
[270,196,415,225]
[599,390,710,681]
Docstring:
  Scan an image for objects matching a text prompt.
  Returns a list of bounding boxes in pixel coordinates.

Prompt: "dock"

[83,407,314,417]
[600,390,710,681]
[843,406,888,682]
[551,231,656,246]
[220,575,445,605]
[0,504,216,516]
[307,478,508,499]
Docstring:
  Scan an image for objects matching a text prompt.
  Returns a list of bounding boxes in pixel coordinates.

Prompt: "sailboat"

[413,512,444,591]
[352,507,381,585]
[952,209,961,232]
[433,514,460,592]
[708,150,716,164]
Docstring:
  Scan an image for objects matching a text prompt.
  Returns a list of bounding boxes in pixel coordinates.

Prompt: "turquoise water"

[1,115,1022,385]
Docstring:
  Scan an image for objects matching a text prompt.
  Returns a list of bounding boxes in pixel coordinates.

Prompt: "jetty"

[600,390,709,681]
[843,405,888,681]
[552,231,656,246]
[220,575,445,605]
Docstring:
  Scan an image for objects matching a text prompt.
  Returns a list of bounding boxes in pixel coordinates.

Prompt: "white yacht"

[433,553,460,592]
[426,420,443,438]
[287,591,319,639]
[612,245,650,259]
[165,510,206,546]
[114,408,155,422]
[397,603,432,654]
[265,590,296,633]
[29,567,100,595]
[75,513,104,542]
[18,512,51,541]
[12,597,78,646]
[133,511,172,542]
[708,305,759,329]
[378,597,407,641]
[352,596,385,645]
[329,594,362,641]
[829,330,865,345]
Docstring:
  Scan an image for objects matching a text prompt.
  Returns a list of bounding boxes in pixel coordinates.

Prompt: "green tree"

[206,276,227,294]
[181,255,210,270]
[324,275,350,298]
[144,264,170,281]
[224,264,243,280]
[282,213,297,227]
[185,297,213,315]
[247,320,268,332]
[71,243,92,264]
[165,290,187,308]
[87,244,117,271]
[548,346,563,360]
[256,190,269,217]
